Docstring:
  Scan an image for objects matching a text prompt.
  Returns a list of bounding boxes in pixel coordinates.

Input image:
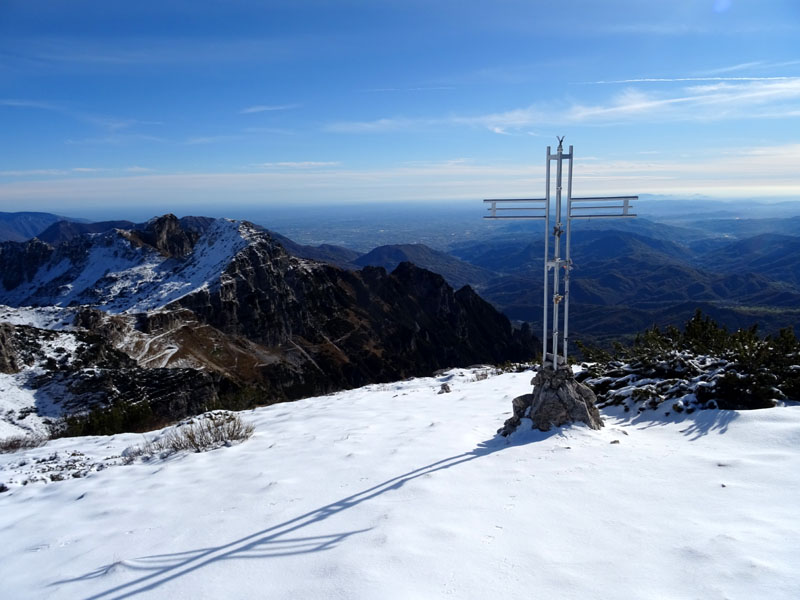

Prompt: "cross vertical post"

[563,143,574,364]
[484,139,637,370]
[542,147,551,365]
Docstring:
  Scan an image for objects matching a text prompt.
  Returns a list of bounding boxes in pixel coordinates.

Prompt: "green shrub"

[578,310,800,411]
[52,401,158,438]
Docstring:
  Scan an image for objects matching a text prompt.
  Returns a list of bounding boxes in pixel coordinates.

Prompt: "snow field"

[1,368,799,599]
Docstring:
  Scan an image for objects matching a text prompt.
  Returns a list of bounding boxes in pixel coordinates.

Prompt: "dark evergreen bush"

[578,310,800,411]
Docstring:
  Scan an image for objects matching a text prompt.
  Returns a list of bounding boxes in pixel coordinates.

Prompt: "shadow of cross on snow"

[51,432,545,600]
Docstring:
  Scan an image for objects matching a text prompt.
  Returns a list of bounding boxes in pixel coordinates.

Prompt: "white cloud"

[361,86,455,93]
[255,161,341,169]
[185,135,245,145]
[240,104,299,114]
[65,134,166,145]
[328,77,800,135]
[589,77,793,84]
[0,166,152,178]
[699,61,767,75]
[0,99,59,110]
[567,78,800,123]
[7,37,311,68]
[325,117,430,133]
[2,98,163,145]
[0,169,67,177]
[242,127,295,135]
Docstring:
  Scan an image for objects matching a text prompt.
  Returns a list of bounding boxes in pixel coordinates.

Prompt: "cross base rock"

[499,365,603,435]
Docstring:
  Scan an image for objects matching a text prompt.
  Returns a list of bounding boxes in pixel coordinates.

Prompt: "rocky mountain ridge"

[0,214,535,435]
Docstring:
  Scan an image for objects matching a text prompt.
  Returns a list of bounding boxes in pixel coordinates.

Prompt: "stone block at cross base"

[498,365,602,436]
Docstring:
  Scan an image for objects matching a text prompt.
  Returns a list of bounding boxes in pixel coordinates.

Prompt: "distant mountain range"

[0,212,83,243]
[345,219,800,344]
[450,227,800,344]
[3,210,799,351]
[353,244,496,290]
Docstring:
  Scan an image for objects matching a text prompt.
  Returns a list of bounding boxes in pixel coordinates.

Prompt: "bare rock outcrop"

[0,322,20,373]
[499,365,603,435]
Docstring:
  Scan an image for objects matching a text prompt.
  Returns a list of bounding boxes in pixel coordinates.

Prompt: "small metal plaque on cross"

[484,138,637,369]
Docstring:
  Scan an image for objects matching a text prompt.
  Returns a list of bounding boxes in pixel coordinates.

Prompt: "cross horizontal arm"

[488,207,547,211]
[571,196,638,202]
[571,204,630,210]
[569,213,637,219]
[483,215,547,220]
[568,194,637,219]
[484,197,549,219]
[483,198,547,203]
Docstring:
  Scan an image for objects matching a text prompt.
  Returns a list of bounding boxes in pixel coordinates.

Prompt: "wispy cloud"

[588,77,794,84]
[329,78,800,134]
[0,169,68,177]
[0,98,60,110]
[242,127,295,135]
[597,22,800,36]
[1,98,161,137]
[0,167,137,177]
[3,37,311,69]
[598,23,710,36]
[699,60,800,75]
[185,134,245,145]
[325,117,434,134]
[700,61,768,75]
[568,78,800,123]
[255,161,341,169]
[240,104,299,114]
[65,134,166,145]
[362,86,455,93]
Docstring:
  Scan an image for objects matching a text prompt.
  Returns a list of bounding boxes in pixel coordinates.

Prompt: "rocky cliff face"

[170,235,534,398]
[0,238,54,292]
[0,318,234,436]
[0,214,536,434]
[122,214,208,258]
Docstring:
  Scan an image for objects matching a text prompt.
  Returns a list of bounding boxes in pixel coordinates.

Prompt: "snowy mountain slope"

[0,326,85,438]
[0,217,256,312]
[0,310,237,437]
[1,368,798,599]
[0,216,536,433]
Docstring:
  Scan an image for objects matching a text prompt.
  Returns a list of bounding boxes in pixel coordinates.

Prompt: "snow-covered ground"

[1,368,799,599]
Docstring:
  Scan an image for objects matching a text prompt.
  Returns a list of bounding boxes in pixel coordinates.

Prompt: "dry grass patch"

[0,435,47,454]
[124,411,254,461]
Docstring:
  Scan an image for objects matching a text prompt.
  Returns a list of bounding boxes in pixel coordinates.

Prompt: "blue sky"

[1,0,799,218]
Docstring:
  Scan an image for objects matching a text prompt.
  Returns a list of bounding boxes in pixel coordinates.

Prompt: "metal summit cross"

[484,138,637,370]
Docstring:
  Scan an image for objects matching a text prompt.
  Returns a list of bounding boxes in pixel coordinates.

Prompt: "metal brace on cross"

[484,138,637,369]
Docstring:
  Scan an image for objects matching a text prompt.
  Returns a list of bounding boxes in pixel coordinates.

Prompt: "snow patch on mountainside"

[0,305,77,330]
[0,328,84,438]
[0,219,255,313]
[116,219,255,312]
